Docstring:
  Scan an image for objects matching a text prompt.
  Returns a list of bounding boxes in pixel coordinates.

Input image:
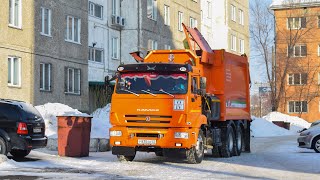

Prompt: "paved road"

[0,136,319,179]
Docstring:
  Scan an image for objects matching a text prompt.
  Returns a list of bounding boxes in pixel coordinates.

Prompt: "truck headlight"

[110,131,122,137]
[174,132,189,139]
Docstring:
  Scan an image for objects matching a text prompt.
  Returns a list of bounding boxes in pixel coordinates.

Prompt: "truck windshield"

[116,72,188,95]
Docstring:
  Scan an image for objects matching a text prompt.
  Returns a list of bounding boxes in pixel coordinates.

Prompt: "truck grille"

[125,115,172,124]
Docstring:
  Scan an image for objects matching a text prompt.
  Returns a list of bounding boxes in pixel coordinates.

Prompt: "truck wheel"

[0,137,7,156]
[235,125,244,156]
[312,136,320,153]
[186,130,204,164]
[219,126,235,158]
[10,149,31,158]
[117,154,136,162]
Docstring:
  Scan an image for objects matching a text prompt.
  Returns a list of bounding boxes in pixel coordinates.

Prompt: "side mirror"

[200,77,207,90]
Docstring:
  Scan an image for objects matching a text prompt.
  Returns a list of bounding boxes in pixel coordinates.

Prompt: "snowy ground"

[0,136,319,180]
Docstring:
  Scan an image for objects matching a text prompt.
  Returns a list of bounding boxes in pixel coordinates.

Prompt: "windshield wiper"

[141,90,157,97]
[159,89,175,98]
[119,89,140,97]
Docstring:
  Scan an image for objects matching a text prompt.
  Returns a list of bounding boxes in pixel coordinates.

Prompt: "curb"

[46,138,110,152]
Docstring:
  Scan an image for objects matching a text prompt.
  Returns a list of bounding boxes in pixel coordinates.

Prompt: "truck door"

[190,76,202,122]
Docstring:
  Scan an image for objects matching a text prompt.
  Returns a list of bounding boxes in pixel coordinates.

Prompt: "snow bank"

[0,155,8,164]
[251,112,310,137]
[264,112,310,132]
[35,103,111,139]
[251,116,294,137]
[90,104,111,138]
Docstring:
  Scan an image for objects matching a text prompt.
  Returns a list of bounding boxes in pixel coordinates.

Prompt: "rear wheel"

[0,137,7,156]
[10,149,31,158]
[312,136,320,153]
[219,126,235,158]
[211,146,221,157]
[186,130,204,164]
[235,125,244,156]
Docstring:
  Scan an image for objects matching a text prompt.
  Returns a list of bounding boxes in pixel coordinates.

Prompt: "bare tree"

[250,0,318,112]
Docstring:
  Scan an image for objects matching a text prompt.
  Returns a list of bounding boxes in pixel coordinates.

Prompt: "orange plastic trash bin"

[57,116,92,157]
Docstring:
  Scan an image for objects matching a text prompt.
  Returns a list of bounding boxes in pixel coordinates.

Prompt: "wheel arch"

[0,129,11,151]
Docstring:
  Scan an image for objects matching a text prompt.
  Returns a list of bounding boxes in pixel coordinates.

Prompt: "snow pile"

[0,155,8,164]
[35,103,89,138]
[264,112,311,133]
[35,103,111,139]
[251,116,294,137]
[90,104,111,138]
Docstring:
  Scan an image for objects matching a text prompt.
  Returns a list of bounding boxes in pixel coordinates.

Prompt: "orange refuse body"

[57,116,92,157]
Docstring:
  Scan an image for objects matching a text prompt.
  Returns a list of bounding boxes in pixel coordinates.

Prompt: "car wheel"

[312,136,320,153]
[10,149,31,158]
[0,137,8,156]
[186,130,204,164]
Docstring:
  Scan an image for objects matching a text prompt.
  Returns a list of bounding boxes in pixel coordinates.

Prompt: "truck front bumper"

[110,127,199,150]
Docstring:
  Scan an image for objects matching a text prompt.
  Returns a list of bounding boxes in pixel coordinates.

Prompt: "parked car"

[297,124,320,153]
[310,120,320,127]
[0,99,47,158]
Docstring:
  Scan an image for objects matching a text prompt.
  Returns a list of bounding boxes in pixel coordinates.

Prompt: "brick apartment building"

[271,0,320,122]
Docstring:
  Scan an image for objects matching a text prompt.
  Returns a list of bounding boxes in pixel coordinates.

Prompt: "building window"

[190,17,197,28]
[65,16,81,43]
[112,37,119,59]
[318,73,320,85]
[294,45,307,57]
[287,17,306,29]
[9,0,22,28]
[89,1,103,19]
[231,35,237,51]
[40,7,51,36]
[164,44,171,50]
[207,1,212,19]
[66,68,81,94]
[148,39,158,50]
[318,16,320,28]
[231,5,236,22]
[288,101,308,113]
[88,47,103,63]
[288,73,307,85]
[318,44,320,56]
[112,0,120,16]
[147,0,157,20]
[239,39,244,54]
[178,11,183,31]
[40,63,51,91]
[164,5,170,26]
[239,9,244,25]
[8,57,21,87]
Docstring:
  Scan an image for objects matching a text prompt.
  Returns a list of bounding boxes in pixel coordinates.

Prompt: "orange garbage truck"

[108,24,251,164]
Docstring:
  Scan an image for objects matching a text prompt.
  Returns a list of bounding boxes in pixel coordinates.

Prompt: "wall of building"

[274,7,320,122]
[0,0,35,103]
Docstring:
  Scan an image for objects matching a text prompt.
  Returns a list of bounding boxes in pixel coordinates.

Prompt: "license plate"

[33,128,41,133]
[138,139,156,145]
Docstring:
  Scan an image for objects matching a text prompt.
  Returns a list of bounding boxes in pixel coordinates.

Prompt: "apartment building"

[201,0,249,56]
[121,0,201,64]
[271,0,320,122]
[0,0,89,112]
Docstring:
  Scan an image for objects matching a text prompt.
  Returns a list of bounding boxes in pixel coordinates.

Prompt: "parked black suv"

[0,99,47,158]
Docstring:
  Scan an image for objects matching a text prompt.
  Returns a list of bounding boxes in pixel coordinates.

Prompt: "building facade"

[0,0,89,112]
[201,0,249,56]
[271,0,320,122]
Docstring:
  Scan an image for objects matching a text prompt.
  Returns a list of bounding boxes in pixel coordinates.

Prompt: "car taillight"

[17,122,28,135]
